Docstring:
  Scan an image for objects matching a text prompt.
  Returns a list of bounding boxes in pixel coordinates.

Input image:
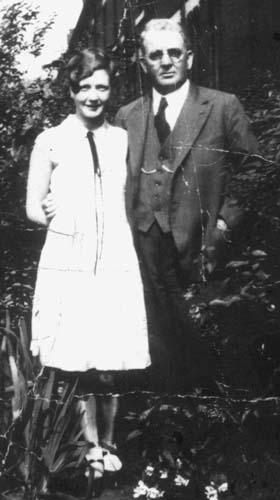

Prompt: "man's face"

[71,69,110,126]
[141,29,193,94]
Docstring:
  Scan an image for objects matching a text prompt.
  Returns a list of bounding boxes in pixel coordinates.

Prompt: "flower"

[133,480,165,499]
[145,465,155,476]
[159,469,168,479]
[218,482,228,493]
[147,487,164,499]
[205,485,218,500]
[176,458,183,469]
[133,480,149,498]
[174,474,190,487]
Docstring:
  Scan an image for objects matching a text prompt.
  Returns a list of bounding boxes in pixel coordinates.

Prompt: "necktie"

[86,130,101,176]
[154,97,170,145]
[86,130,103,273]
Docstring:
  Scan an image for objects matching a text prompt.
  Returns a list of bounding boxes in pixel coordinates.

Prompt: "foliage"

[126,395,280,499]
[0,315,89,499]
[0,3,280,498]
[0,1,70,213]
[1,2,279,397]
[133,462,191,499]
[174,68,280,396]
[0,1,72,316]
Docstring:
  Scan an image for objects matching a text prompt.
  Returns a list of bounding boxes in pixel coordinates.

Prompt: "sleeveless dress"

[30,115,151,372]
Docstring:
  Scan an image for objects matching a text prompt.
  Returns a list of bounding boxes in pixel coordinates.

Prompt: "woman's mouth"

[86,103,102,111]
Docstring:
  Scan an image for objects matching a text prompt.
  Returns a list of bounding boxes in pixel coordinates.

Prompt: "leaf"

[251,249,267,257]
[209,295,241,307]
[255,270,270,281]
[162,449,175,467]
[126,429,143,441]
[239,281,254,298]
[6,337,24,420]
[47,451,68,474]
[40,379,80,473]
[42,368,55,412]
[226,260,249,268]
[18,316,33,378]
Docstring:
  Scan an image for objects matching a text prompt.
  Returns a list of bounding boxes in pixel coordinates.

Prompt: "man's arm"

[205,95,261,273]
[114,107,127,130]
[219,94,260,229]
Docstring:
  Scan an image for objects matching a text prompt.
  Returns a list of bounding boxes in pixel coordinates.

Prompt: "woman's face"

[71,69,110,126]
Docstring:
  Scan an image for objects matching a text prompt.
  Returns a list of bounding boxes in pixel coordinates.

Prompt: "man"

[115,18,260,392]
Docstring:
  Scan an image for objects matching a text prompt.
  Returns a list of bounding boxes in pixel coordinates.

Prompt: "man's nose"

[161,51,172,66]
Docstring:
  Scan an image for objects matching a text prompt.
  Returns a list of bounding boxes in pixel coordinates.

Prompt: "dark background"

[1,0,280,398]
[2,2,280,498]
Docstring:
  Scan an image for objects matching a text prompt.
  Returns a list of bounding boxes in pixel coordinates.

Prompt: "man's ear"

[187,50,194,70]
[139,50,148,73]
[70,88,75,99]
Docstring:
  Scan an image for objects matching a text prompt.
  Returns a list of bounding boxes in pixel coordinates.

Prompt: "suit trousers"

[136,221,216,393]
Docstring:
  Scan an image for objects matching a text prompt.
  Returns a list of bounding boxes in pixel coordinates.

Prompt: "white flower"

[205,485,218,500]
[159,469,168,479]
[145,465,155,476]
[133,480,149,498]
[147,487,164,499]
[218,482,228,493]
[176,458,183,469]
[174,474,190,487]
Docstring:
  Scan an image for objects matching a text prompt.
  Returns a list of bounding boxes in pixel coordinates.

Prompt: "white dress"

[31,115,151,372]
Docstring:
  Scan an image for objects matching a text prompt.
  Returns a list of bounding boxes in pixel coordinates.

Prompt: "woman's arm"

[26,137,54,226]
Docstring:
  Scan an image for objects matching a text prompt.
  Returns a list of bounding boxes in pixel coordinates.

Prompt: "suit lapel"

[128,94,151,176]
[160,83,213,170]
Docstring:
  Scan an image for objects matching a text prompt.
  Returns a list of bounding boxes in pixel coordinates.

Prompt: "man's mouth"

[160,72,175,78]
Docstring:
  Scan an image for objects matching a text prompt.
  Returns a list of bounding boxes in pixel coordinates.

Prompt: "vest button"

[158,154,164,161]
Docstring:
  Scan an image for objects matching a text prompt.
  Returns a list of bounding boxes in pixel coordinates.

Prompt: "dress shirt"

[152,79,190,131]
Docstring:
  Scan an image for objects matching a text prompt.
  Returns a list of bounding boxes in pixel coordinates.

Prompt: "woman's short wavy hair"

[67,49,112,94]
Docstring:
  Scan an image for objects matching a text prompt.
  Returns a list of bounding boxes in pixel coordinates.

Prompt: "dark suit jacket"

[115,82,259,278]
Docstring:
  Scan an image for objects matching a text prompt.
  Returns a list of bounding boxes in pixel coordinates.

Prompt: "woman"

[26,49,150,479]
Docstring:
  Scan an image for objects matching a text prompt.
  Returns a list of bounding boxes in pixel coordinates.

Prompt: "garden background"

[1,1,280,499]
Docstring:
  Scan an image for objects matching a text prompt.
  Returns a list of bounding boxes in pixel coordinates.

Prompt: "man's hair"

[139,19,192,53]
[67,49,111,94]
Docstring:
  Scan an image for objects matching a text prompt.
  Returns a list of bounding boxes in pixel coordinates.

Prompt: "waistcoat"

[136,107,176,233]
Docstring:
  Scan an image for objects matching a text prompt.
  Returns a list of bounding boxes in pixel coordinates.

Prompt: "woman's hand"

[41,193,57,222]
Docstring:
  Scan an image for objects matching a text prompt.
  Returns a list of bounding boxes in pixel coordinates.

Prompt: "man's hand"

[204,221,231,274]
[41,193,57,222]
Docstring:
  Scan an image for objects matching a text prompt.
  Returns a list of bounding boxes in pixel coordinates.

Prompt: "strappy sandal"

[101,441,122,473]
[85,444,105,479]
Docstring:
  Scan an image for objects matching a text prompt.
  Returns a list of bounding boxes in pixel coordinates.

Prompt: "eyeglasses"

[147,48,190,63]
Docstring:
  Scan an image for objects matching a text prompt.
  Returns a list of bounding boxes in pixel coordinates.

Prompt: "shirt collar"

[152,79,190,115]
[64,114,109,140]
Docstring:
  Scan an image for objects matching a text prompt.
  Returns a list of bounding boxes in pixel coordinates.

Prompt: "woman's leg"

[78,396,104,478]
[79,395,98,444]
[100,395,122,471]
[101,395,118,446]
[97,373,122,472]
